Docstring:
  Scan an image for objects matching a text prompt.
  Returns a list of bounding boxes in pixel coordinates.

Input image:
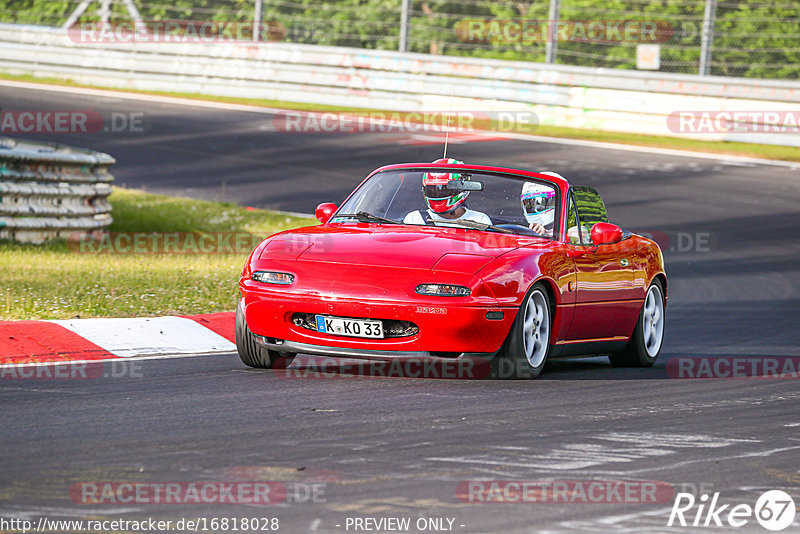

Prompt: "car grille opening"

[291,313,419,338]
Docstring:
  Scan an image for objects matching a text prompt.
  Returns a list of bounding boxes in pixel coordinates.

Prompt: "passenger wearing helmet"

[403,158,492,226]
[521,176,558,237]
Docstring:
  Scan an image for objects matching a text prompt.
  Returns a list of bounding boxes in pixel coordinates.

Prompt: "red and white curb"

[0,312,235,365]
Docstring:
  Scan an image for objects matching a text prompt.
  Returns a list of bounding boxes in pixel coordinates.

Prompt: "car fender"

[626,234,667,303]
[476,242,577,343]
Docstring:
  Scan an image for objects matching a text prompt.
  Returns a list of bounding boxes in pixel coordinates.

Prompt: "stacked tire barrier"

[0,137,114,243]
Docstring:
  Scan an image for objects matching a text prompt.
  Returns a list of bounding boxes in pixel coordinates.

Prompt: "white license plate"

[315,315,383,339]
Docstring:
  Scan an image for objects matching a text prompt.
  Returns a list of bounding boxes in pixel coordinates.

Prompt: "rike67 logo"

[668,490,796,531]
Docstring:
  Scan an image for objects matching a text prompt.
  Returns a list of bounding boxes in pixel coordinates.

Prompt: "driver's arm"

[475,212,493,226]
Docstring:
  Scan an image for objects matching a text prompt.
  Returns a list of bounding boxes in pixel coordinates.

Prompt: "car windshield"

[334,169,559,238]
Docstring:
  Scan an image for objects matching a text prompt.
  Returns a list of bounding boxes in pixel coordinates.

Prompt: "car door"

[565,187,640,341]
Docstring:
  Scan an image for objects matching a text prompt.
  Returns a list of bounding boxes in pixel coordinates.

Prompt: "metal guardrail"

[0,136,114,243]
[1,23,799,146]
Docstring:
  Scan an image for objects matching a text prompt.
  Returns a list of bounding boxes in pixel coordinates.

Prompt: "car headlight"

[415,284,471,297]
[252,271,295,285]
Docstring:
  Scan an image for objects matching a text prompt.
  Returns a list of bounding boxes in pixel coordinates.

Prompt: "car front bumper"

[242,288,516,356]
[253,337,495,360]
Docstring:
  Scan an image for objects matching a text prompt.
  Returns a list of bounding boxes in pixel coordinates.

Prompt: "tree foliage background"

[1,0,797,79]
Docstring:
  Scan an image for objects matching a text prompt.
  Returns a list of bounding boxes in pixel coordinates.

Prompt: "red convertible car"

[236,160,666,378]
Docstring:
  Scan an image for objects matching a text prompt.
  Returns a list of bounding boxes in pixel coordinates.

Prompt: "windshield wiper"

[336,211,401,225]
[434,218,514,234]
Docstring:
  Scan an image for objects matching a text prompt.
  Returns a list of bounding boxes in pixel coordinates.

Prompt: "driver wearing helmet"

[403,158,492,226]
[521,176,558,237]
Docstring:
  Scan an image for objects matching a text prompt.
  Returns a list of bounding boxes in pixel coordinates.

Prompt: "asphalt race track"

[2,83,800,533]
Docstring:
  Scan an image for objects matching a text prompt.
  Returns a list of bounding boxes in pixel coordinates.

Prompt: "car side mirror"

[591,222,623,245]
[315,202,338,224]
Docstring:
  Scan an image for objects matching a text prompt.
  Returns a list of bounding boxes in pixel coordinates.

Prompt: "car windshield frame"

[332,167,563,239]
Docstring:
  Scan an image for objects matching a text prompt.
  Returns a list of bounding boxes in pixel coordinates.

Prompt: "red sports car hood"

[263,225,528,274]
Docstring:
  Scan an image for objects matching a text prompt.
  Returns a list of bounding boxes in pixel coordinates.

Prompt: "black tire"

[609,278,665,367]
[235,303,295,369]
[491,283,553,379]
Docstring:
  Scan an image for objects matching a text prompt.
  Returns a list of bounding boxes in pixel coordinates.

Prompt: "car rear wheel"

[235,302,296,369]
[491,283,552,379]
[609,278,664,367]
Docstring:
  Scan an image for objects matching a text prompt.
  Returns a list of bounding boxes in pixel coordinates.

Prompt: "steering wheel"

[494,224,541,237]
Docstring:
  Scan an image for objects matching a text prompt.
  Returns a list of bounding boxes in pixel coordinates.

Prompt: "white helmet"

[521,179,557,227]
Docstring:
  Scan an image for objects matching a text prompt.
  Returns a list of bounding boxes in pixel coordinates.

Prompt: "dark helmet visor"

[423,184,455,199]
[523,195,553,214]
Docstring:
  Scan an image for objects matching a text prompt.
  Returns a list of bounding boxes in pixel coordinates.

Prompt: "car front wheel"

[492,283,552,379]
[235,302,296,369]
